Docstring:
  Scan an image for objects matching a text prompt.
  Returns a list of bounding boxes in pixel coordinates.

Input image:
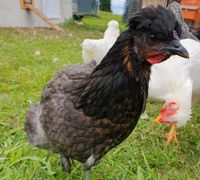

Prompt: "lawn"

[0,11,200,180]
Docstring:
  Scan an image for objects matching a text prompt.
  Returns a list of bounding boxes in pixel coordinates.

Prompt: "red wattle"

[146,54,168,64]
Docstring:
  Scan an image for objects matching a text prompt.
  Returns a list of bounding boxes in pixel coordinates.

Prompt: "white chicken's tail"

[81,20,120,65]
[104,20,120,39]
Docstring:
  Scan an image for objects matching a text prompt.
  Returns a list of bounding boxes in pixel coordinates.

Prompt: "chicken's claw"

[166,124,179,146]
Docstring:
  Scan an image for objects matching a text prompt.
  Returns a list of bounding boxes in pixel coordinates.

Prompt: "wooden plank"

[26,4,63,31]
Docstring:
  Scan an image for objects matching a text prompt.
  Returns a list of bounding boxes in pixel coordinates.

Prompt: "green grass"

[0,11,200,179]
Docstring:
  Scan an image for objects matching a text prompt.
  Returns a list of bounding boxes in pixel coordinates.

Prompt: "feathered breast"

[75,30,151,122]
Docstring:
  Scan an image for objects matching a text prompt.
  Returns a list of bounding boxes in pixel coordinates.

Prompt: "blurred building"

[0,0,72,27]
[72,0,99,20]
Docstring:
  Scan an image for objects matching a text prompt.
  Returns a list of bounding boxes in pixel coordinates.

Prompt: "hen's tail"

[24,103,47,147]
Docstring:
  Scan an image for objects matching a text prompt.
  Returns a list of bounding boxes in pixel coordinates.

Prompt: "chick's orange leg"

[166,124,178,145]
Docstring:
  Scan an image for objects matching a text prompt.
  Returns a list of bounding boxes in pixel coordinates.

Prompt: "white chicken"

[149,38,200,145]
[149,59,192,144]
[180,39,200,104]
[81,20,120,65]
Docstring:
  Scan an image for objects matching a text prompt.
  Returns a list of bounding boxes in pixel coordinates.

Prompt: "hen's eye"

[149,34,156,40]
[147,34,157,44]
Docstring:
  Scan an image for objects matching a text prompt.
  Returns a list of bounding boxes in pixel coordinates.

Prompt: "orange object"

[181,0,200,28]
[19,0,35,9]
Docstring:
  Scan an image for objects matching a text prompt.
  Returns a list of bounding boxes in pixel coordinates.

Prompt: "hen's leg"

[84,154,96,180]
[60,154,71,173]
[84,169,90,180]
[166,124,178,145]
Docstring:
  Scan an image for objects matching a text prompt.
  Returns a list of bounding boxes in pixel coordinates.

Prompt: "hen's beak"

[154,115,177,125]
[154,115,161,124]
[161,39,189,59]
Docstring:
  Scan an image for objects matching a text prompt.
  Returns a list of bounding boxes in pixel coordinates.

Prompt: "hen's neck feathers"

[75,30,151,121]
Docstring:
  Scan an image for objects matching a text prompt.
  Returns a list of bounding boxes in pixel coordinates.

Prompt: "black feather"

[129,5,181,40]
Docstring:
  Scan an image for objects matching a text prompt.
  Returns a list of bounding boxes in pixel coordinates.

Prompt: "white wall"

[0,0,72,27]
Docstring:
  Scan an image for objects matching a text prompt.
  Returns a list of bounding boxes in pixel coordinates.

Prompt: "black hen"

[25,5,188,179]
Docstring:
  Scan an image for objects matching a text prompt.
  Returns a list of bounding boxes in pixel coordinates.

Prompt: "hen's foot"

[166,124,178,146]
[60,154,71,173]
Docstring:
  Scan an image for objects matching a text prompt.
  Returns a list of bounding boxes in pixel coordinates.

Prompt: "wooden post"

[19,0,63,31]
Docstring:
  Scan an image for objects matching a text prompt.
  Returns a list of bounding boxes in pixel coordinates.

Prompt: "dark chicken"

[25,6,189,179]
